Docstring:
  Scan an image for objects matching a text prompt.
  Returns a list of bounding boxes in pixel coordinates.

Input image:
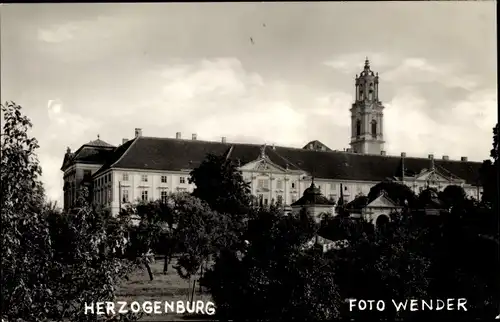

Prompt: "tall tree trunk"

[199,263,204,293]
[145,261,154,281]
[191,279,196,303]
[163,253,169,274]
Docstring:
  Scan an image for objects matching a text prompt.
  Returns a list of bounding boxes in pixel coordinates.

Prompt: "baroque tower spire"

[349,58,385,155]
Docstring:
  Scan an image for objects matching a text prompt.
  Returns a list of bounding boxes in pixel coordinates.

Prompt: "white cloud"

[383,57,479,90]
[37,16,121,44]
[384,87,495,161]
[39,153,64,206]
[38,25,78,43]
[48,99,63,115]
[36,100,101,203]
[33,56,495,203]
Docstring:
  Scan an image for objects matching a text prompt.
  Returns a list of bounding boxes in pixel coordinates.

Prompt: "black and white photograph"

[1,2,498,321]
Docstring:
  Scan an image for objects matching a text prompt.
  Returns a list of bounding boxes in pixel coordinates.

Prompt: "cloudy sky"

[1,2,497,204]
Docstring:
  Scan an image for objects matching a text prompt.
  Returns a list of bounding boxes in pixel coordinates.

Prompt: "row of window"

[121,173,186,184]
[255,179,355,193]
[94,172,112,187]
[94,188,112,204]
[355,119,378,138]
[119,188,187,204]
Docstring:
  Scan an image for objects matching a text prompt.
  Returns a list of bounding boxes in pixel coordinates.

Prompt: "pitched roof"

[346,195,369,211]
[85,138,115,148]
[291,182,336,207]
[60,145,116,171]
[302,140,333,152]
[91,136,484,186]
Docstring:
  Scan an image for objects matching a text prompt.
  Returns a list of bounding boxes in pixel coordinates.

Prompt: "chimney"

[192,133,197,140]
[122,138,128,144]
[135,128,142,138]
[401,152,406,158]
[380,150,386,156]
[176,132,181,139]
[461,156,468,162]
[428,154,434,160]
[221,137,227,143]
[442,155,449,160]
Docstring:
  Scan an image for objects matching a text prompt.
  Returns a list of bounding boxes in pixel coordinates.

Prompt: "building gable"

[413,168,461,183]
[367,193,398,208]
[239,158,287,173]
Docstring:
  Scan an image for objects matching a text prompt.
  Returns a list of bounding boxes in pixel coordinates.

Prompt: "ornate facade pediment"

[239,158,287,174]
[412,167,464,186]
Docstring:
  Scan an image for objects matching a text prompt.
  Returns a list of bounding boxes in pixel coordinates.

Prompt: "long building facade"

[61,59,484,214]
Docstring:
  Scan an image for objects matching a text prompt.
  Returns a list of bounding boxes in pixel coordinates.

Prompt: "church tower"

[349,58,385,155]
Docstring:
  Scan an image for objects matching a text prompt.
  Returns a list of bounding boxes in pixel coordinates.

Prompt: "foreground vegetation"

[2,101,499,321]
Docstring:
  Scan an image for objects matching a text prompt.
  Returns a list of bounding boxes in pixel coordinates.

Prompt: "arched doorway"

[375,214,389,228]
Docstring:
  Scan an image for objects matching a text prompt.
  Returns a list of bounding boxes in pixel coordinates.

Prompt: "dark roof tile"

[91,137,483,185]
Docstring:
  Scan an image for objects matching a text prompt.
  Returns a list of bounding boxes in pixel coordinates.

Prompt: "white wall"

[96,167,482,216]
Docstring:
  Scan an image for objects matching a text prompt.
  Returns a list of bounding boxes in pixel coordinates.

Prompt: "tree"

[1,102,139,322]
[439,185,467,207]
[44,190,141,321]
[367,180,418,208]
[189,153,252,216]
[120,199,177,280]
[1,101,51,321]
[172,194,219,280]
[480,124,499,210]
[332,211,431,321]
[202,208,342,321]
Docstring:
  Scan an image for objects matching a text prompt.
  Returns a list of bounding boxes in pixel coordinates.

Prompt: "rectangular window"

[141,190,148,201]
[108,173,112,183]
[104,175,108,184]
[264,198,268,206]
[141,174,148,182]
[257,179,269,189]
[330,183,337,191]
[161,175,168,183]
[277,195,283,204]
[277,179,283,190]
[122,173,129,181]
[122,189,129,203]
[161,191,168,203]
[179,177,186,184]
[291,182,296,189]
